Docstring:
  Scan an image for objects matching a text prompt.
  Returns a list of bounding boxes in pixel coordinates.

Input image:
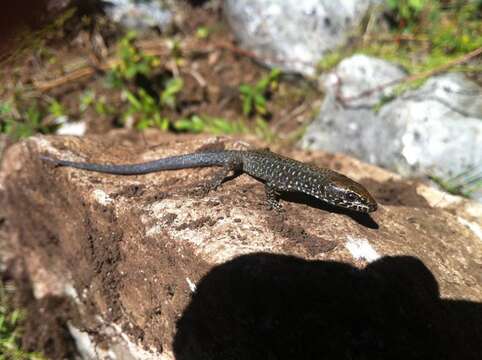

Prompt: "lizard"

[40,149,377,213]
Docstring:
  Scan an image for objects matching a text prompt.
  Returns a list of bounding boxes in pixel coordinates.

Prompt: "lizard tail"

[39,152,231,175]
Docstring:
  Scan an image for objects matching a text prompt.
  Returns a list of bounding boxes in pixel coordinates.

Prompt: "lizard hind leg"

[205,159,243,193]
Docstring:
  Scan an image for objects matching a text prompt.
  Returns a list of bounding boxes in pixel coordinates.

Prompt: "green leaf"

[196,26,210,39]
[0,102,12,116]
[124,90,142,110]
[239,84,254,96]
[48,100,65,117]
[409,0,426,12]
[161,77,184,108]
[211,118,234,133]
[386,0,398,10]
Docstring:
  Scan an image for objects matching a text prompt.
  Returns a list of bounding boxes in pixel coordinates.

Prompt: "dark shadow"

[186,0,211,6]
[174,254,482,360]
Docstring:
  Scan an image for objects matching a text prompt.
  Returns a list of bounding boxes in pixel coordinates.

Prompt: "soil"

[361,178,431,209]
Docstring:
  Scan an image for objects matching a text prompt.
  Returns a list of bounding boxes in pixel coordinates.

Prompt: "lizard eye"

[346,192,358,202]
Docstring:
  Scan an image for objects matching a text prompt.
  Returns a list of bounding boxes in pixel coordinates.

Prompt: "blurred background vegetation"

[1,0,480,141]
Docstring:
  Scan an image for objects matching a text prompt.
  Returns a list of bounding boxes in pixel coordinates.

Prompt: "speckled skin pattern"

[41,149,377,213]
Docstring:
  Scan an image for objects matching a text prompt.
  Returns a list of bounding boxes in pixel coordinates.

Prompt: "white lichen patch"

[33,137,64,155]
[345,236,381,262]
[63,283,80,304]
[56,121,87,136]
[458,217,482,242]
[33,137,84,162]
[68,323,115,360]
[93,189,113,205]
[68,320,171,360]
[112,323,165,360]
[186,277,197,292]
[142,196,281,264]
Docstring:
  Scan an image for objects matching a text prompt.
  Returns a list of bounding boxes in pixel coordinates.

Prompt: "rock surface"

[301,55,482,201]
[224,0,380,76]
[2,131,482,359]
[104,0,173,31]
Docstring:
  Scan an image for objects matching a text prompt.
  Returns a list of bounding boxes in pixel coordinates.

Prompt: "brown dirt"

[362,178,431,209]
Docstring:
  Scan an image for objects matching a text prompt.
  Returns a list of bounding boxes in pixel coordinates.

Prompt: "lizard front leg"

[265,183,284,212]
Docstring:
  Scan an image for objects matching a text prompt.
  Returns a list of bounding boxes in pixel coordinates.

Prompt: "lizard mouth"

[336,201,377,213]
[315,194,377,214]
[349,202,377,213]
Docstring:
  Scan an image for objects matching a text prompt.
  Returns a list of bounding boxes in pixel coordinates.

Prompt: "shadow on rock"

[174,254,481,360]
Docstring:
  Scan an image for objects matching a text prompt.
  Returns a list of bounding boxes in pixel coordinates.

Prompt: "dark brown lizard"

[41,149,377,213]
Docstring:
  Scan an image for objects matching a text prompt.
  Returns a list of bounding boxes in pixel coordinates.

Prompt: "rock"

[104,0,173,31]
[301,55,482,201]
[224,0,381,76]
[54,117,87,136]
[2,131,482,359]
[323,54,407,107]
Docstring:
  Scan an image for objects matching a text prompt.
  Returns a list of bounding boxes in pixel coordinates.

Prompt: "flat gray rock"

[224,0,380,76]
[105,0,173,31]
[302,55,482,201]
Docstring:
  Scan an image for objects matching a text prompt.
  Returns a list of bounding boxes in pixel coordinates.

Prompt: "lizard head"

[320,173,377,213]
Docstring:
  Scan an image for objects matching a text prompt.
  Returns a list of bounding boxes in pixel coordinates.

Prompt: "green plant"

[79,90,95,113]
[239,68,281,117]
[383,0,481,54]
[79,91,115,117]
[123,89,169,130]
[174,115,248,135]
[430,168,482,198]
[48,99,66,118]
[94,97,115,117]
[121,75,184,130]
[429,1,482,53]
[174,115,277,142]
[195,26,210,39]
[386,0,428,28]
[354,0,482,102]
[0,282,46,360]
[166,39,184,66]
[79,90,114,116]
[160,77,184,109]
[107,31,159,88]
[317,51,346,72]
[101,32,187,131]
[0,101,53,140]
[0,103,12,119]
